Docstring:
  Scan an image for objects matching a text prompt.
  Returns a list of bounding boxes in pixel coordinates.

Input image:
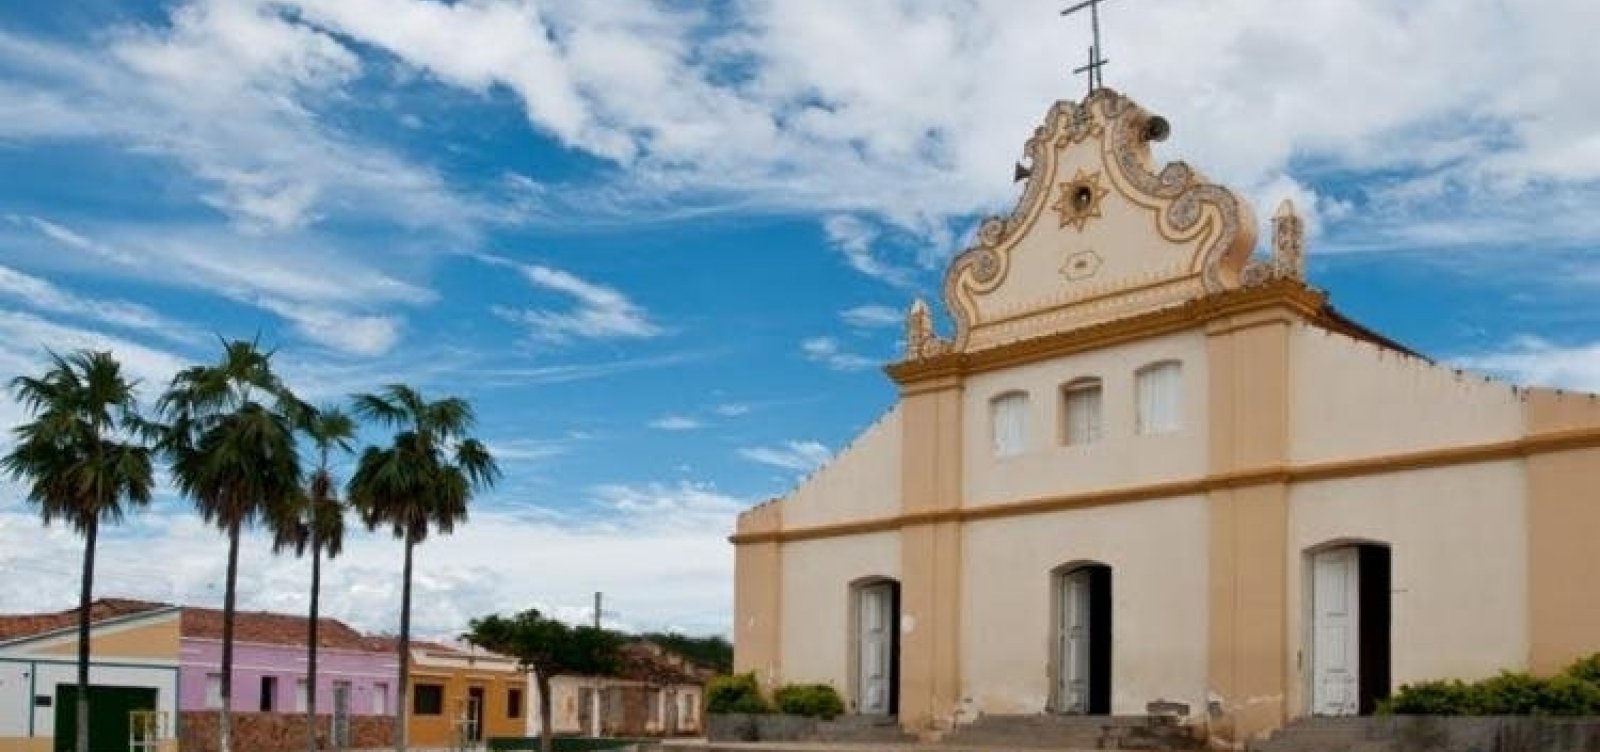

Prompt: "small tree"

[465,609,623,752]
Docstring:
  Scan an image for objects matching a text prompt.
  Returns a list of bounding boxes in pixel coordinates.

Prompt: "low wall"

[1377,716,1600,752]
[706,713,817,742]
[178,711,392,752]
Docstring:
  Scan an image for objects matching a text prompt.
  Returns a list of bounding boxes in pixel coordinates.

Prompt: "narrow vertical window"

[1061,379,1103,445]
[991,391,1029,457]
[205,674,223,710]
[295,679,308,713]
[1136,361,1183,434]
[508,688,523,719]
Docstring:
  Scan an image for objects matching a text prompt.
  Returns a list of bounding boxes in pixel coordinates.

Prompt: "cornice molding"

[728,425,1600,546]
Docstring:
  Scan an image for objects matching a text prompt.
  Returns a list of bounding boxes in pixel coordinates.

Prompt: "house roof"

[615,641,715,685]
[180,607,373,651]
[0,598,170,641]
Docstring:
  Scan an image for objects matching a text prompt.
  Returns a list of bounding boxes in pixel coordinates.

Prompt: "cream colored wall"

[1289,326,1525,464]
[961,495,1210,715]
[779,532,901,692]
[963,331,1208,507]
[1285,461,1529,715]
[781,407,902,529]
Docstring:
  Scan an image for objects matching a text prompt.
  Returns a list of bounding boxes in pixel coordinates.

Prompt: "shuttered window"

[1062,379,1103,445]
[991,392,1029,457]
[1136,361,1183,435]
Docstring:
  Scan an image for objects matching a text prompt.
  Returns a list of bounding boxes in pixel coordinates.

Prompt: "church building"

[729,88,1600,745]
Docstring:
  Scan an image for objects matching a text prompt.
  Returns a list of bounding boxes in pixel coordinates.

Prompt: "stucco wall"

[963,331,1209,507]
[179,638,396,715]
[780,407,902,529]
[778,532,901,696]
[1290,326,1525,464]
[961,495,1210,715]
[1285,460,1529,715]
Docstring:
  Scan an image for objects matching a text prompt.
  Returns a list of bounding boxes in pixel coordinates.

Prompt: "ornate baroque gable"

[918,89,1265,358]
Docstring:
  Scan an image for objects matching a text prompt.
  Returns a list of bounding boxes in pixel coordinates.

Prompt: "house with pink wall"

[178,608,396,727]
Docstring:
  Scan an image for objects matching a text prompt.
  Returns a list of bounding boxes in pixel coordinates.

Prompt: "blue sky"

[0,0,1597,638]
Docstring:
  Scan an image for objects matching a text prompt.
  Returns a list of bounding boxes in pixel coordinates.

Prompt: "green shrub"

[1563,653,1600,686]
[1535,674,1600,715]
[1473,672,1547,715]
[707,672,771,714]
[1380,680,1477,715]
[774,683,845,719]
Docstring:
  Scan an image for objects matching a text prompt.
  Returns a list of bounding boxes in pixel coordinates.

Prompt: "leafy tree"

[348,385,498,752]
[2,351,154,752]
[466,609,624,752]
[637,632,732,674]
[268,406,355,752]
[157,339,303,752]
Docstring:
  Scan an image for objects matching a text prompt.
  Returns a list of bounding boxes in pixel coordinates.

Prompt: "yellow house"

[731,87,1600,747]
[0,599,181,752]
[400,641,527,747]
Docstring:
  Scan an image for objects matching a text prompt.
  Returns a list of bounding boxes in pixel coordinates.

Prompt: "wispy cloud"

[467,350,711,387]
[739,440,832,473]
[1456,336,1600,393]
[649,415,703,431]
[0,264,201,345]
[801,336,877,372]
[712,403,750,418]
[840,304,903,329]
[493,263,662,344]
[823,215,914,286]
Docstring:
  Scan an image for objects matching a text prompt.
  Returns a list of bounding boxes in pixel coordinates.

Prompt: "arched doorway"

[852,578,900,716]
[1308,543,1391,716]
[1053,563,1112,715]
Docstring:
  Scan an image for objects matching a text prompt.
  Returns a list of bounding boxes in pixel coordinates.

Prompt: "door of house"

[1057,569,1092,714]
[1311,547,1361,716]
[856,582,896,715]
[331,681,351,748]
[53,684,157,752]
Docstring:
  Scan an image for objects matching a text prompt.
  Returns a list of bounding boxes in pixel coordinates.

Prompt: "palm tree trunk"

[394,531,413,752]
[221,518,241,752]
[74,517,97,752]
[307,538,321,752]
[537,671,554,752]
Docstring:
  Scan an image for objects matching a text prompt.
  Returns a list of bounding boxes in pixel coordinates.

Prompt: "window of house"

[414,683,444,716]
[1136,361,1183,435]
[205,674,223,710]
[508,688,523,719]
[1061,379,1103,445]
[294,679,308,713]
[373,683,388,715]
[991,391,1029,457]
[259,676,278,712]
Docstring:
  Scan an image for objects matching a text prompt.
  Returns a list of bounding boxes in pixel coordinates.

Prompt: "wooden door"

[1312,547,1360,716]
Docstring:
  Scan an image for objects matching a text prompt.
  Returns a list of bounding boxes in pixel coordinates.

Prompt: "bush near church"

[707,672,772,714]
[1381,653,1600,716]
[774,684,845,719]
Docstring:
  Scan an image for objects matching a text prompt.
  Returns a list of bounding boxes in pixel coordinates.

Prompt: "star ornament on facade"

[1052,169,1110,231]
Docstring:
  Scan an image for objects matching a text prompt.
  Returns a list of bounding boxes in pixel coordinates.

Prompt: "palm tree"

[268,406,354,752]
[1,350,154,752]
[157,339,303,752]
[348,385,499,752]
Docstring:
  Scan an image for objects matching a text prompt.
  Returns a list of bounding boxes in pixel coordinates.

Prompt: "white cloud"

[822,215,915,285]
[1456,336,1600,394]
[649,415,703,431]
[712,403,750,418]
[739,440,832,473]
[0,264,200,345]
[801,336,877,372]
[494,263,661,344]
[840,304,904,329]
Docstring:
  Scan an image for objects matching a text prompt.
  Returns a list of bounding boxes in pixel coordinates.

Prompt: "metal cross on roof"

[1062,0,1112,96]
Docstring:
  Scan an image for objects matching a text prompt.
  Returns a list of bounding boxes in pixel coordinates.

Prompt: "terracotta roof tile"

[180,607,371,650]
[0,598,170,641]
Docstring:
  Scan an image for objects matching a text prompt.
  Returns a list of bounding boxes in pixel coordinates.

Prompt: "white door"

[857,583,894,715]
[1058,570,1092,714]
[1311,548,1361,716]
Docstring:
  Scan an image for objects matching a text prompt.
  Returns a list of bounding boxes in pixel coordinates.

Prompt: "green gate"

[53,684,158,752]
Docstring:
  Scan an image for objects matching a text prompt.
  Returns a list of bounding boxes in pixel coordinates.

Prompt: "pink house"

[178,608,397,748]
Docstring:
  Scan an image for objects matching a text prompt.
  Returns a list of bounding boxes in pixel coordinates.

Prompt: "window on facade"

[373,683,388,715]
[1061,379,1103,445]
[294,679,308,713]
[991,391,1029,457]
[259,676,278,712]
[508,688,523,719]
[205,674,223,710]
[1136,361,1183,435]
[414,683,444,716]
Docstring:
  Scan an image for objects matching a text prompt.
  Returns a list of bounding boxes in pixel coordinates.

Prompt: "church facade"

[730,89,1600,745]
